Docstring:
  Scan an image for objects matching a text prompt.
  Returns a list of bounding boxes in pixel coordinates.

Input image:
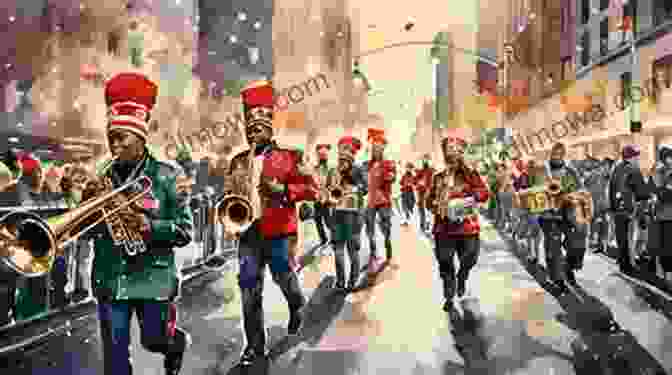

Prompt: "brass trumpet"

[0,175,152,279]
[545,177,562,195]
[215,194,254,234]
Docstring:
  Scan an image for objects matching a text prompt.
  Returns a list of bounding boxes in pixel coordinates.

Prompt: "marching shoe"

[165,330,191,375]
[238,347,265,367]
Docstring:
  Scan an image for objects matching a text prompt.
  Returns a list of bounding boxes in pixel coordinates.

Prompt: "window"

[653,0,672,26]
[600,0,610,11]
[600,18,609,56]
[581,32,591,66]
[107,31,120,55]
[624,0,638,34]
[561,57,572,81]
[622,71,632,105]
[582,0,590,24]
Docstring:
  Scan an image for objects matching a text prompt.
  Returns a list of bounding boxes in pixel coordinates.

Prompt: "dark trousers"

[237,222,305,353]
[540,217,588,282]
[401,191,415,220]
[648,220,672,272]
[0,276,15,326]
[613,213,634,272]
[313,203,331,244]
[433,236,480,300]
[365,207,393,259]
[98,300,187,375]
[331,211,363,288]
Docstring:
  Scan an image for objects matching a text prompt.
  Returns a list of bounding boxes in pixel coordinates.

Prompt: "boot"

[164,328,190,375]
[287,306,304,335]
[239,346,265,367]
[384,239,393,260]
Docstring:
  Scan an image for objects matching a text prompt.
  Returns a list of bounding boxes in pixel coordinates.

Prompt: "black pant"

[237,221,305,353]
[365,207,393,258]
[0,277,15,326]
[613,213,634,272]
[331,210,363,288]
[433,236,480,300]
[313,203,331,244]
[540,217,588,282]
[401,191,415,220]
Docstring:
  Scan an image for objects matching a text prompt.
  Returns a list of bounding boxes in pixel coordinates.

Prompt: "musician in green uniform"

[325,136,367,291]
[81,72,194,375]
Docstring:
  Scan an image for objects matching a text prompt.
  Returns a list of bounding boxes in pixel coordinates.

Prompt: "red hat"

[241,80,274,129]
[315,144,331,151]
[20,155,41,176]
[338,136,362,160]
[622,144,641,159]
[367,128,387,145]
[104,72,158,142]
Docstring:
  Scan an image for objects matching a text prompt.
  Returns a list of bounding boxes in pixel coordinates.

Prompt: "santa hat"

[104,72,158,142]
[338,136,362,160]
[367,128,386,145]
[241,80,274,129]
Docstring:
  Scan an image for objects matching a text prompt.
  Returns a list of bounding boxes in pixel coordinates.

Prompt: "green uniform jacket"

[85,154,194,302]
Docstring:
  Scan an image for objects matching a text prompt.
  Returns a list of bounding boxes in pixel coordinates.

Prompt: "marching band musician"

[426,133,489,312]
[362,129,397,272]
[326,136,367,292]
[540,142,587,292]
[83,72,194,375]
[225,80,319,366]
[313,143,333,247]
[400,162,417,225]
[415,153,435,232]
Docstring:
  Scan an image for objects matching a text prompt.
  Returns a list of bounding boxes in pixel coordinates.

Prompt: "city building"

[504,0,672,166]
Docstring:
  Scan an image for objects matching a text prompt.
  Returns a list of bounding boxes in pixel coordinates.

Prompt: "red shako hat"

[241,80,274,129]
[104,72,158,142]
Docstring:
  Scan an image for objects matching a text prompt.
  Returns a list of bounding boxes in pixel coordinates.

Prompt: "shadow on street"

[500,233,668,375]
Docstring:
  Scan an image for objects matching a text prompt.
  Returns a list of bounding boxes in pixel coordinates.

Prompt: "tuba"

[0,175,152,280]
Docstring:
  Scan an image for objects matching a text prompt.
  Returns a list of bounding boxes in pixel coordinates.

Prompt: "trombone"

[0,175,152,280]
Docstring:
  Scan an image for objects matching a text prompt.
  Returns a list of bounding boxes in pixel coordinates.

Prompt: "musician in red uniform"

[426,134,489,312]
[362,129,397,272]
[399,162,416,225]
[415,153,435,232]
[225,80,319,366]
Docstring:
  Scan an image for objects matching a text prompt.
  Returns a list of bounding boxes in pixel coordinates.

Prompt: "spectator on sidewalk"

[609,144,654,276]
[61,164,95,302]
[13,154,50,320]
[649,145,672,280]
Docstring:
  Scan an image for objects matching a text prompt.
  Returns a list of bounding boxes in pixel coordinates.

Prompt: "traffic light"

[631,120,642,133]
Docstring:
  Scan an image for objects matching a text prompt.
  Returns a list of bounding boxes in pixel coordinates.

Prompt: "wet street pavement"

[2,215,672,374]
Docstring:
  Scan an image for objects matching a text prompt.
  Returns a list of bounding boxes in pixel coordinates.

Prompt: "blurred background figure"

[61,164,95,302]
[399,162,416,225]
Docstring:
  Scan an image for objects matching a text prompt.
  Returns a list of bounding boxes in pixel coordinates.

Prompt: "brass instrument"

[433,172,466,223]
[0,175,152,279]
[327,168,356,209]
[215,143,255,236]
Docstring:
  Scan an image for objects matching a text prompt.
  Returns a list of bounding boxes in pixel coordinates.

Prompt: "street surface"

[2,215,672,374]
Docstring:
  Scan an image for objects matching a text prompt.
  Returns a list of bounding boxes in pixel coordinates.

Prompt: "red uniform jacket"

[426,165,489,238]
[400,172,415,192]
[230,143,318,238]
[414,167,434,193]
[364,159,396,208]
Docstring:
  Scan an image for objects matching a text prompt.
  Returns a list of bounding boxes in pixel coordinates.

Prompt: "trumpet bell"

[216,194,254,233]
[0,210,57,279]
